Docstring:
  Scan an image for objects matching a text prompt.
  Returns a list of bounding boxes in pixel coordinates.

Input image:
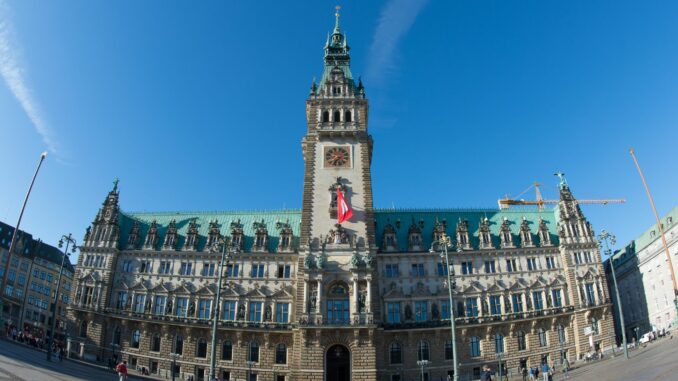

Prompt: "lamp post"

[2,151,47,319]
[170,352,179,381]
[496,352,504,380]
[599,230,628,359]
[246,360,256,381]
[110,343,120,367]
[209,236,237,381]
[417,360,429,381]
[46,233,75,361]
[430,232,461,381]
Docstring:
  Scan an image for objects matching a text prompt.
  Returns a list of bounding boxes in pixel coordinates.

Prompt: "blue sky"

[2,0,678,262]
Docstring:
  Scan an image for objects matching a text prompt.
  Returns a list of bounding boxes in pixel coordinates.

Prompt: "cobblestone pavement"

[0,339,147,381]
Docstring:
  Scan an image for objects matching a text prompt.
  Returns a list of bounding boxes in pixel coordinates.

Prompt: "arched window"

[173,335,183,355]
[470,336,481,357]
[249,341,259,362]
[333,110,341,122]
[322,111,330,122]
[79,321,88,338]
[131,329,141,348]
[558,325,566,344]
[517,331,527,351]
[538,328,547,347]
[221,340,232,360]
[495,333,504,354]
[151,333,161,352]
[275,343,287,364]
[196,338,207,358]
[417,340,430,361]
[112,327,121,345]
[389,342,402,364]
[345,111,352,122]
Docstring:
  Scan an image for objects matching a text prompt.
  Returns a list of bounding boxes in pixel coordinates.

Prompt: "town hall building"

[68,11,616,381]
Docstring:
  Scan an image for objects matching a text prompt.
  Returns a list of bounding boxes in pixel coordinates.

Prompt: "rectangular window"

[226,264,239,277]
[202,263,215,277]
[117,292,128,309]
[17,274,26,286]
[134,294,146,313]
[484,260,496,274]
[546,257,556,269]
[527,258,537,271]
[465,298,479,317]
[585,283,596,305]
[506,259,517,272]
[179,262,193,276]
[40,271,46,280]
[46,273,53,283]
[552,289,562,307]
[251,264,265,278]
[327,300,350,324]
[122,261,133,273]
[249,302,263,321]
[386,302,401,323]
[461,262,473,275]
[140,260,152,273]
[275,303,289,323]
[441,300,450,319]
[437,263,449,276]
[385,264,400,278]
[414,301,428,321]
[574,252,582,265]
[532,291,544,310]
[154,296,166,315]
[159,261,171,274]
[584,251,593,263]
[490,295,502,315]
[277,265,291,278]
[176,297,188,317]
[223,300,236,321]
[198,299,211,319]
[512,294,523,313]
[411,263,425,277]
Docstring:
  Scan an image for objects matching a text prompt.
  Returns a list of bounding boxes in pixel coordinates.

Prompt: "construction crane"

[498,178,626,210]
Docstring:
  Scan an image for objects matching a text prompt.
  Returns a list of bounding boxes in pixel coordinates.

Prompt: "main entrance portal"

[326,344,350,381]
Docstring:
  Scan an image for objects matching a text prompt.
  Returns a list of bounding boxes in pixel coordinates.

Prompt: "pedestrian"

[480,365,493,381]
[501,364,509,381]
[521,366,528,381]
[115,360,128,381]
[541,362,550,381]
[562,357,570,379]
[58,347,64,362]
[534,366,539,381]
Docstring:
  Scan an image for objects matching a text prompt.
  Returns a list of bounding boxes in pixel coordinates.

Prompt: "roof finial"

[334,5,341,33]
[113,178,119,192]
[554,171,568,189]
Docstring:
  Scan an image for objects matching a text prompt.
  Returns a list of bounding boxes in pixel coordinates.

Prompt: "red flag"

[337,188,353,223]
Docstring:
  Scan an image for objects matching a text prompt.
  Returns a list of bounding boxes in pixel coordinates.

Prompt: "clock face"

[324,146,351,168]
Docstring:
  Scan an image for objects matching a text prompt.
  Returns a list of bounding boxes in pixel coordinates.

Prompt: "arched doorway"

[326,344,350,381]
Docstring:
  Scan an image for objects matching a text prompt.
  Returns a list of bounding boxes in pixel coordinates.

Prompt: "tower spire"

[334,5,341,33]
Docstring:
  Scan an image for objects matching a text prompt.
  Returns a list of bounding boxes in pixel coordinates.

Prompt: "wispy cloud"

[0,1,59,154]
[366,0,429,85]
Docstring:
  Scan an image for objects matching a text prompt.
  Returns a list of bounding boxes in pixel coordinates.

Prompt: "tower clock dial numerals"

[324,146,351,168]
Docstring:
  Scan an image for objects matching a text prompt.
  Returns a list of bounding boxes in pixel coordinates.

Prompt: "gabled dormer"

[230,219,244,250]
[163,219,178,250]
[408,218,424,251]
[478,218,493,249]
[538,218,552,246]
[519,217,534,247]
[126,220,140,250]
[381,219,398,252]
[252,220,269,253]
[143,220,158,250]
[206,220,221,248]
[276,220,295,253]
[499,218,514,248]
[456,218,471,250]
[185,220,199,251]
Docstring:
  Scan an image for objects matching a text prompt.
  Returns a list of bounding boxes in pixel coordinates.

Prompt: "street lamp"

[2,151,47,319]
[417,360,429,381]
[246,360,256,381]
[110,343,120,367]
[46,233,75,361]
[599,230,628,359]
[209,236,238,381]
[430,232,461,381]
[496,352,504,380]
[170,352,180,381]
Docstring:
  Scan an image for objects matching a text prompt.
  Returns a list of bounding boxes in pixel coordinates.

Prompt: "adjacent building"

[68,11,616,381]
[0,221,74,344]
[605,205,678,342]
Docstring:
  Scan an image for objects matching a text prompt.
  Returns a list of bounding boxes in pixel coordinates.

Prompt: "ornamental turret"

[84,179,121,248]
[555,172,595,242]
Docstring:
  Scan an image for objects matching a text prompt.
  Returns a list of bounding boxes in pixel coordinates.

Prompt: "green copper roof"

[119,210,301,252]
[374,208,560,251]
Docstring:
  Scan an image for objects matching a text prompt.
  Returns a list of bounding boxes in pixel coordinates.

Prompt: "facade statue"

[264,305,272,321]
[304,254,316,269]
[431,303,439,319]
[237,304,246,319]
[350,253,362,268]
[358,290,366,313]
[364,254,375,268]
[166,299,173,315]
[309,291,318,312]
[404,304,413,320]
[317,254,326,269]
[188,301,196,317]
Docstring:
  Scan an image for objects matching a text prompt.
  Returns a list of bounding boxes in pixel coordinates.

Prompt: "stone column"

[352,279,358,315]
[303,280,308,314]
[317,279,323,315]
[366,278,372,313]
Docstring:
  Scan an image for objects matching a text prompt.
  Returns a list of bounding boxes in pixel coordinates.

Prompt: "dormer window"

[408,218,424,251]
[519,218,533,247]
[207,220,221,248]
[253,220,269,253]
[345,110,352,122]
[499,218,514,248]
[432,218,447,243]
[127,221,140,250]
[230,219,244,250]
[538,218,552,246]
[144,220,158,250]
[381,220,398,252]
[479,218,493,249]
[456,219,471,250]
[163,219,178,250]
[276,220,294,252]
[185,220,199,251]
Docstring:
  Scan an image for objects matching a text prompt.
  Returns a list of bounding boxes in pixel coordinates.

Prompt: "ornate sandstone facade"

[68,11,615,381]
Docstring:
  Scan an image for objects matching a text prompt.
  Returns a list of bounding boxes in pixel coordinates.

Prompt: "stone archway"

[326,344,350,381]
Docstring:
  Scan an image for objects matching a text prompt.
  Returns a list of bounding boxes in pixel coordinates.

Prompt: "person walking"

[541,362,550,381]
[520,366,528,381]
[480,365,493,381]
[562,357,570,379]
[115,360,128,381]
